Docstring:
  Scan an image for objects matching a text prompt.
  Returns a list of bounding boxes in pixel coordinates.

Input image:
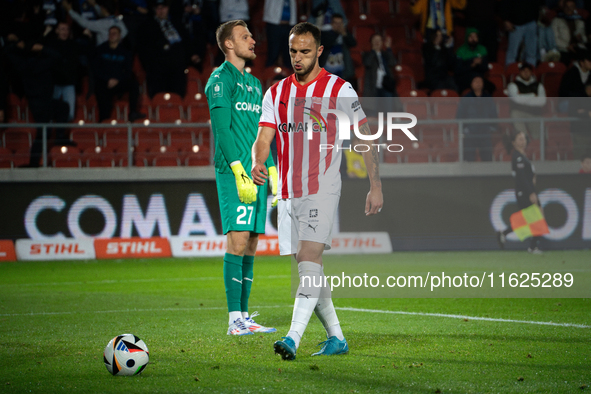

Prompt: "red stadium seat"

[103,128,131,151]
[83,146,116,167]
[537,62,567,97]
[505,62,525,83]
[51,145,82,168]
[430,89,459,98]
[185,146,210,166]
[3,128,33,151]
[7,93,24,121]
[0,147,12,168]
[70,129,99,151]
[398,89,428,98]
[353,26,378,51]
[401,98,430,119]
[168,129,195,149]
[432,99,459,119]
[404,146,431,163]
[12,148,30,167]
[135,129,163,151]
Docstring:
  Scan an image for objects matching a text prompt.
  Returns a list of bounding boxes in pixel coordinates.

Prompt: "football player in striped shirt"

[251,22,383,360]
[205,20,277,336]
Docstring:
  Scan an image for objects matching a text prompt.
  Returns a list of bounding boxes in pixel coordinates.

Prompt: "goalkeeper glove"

[268,166,279,208]
[230,162,257,204]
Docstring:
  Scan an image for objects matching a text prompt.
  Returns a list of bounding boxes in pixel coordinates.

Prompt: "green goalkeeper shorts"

[215,171,268,234]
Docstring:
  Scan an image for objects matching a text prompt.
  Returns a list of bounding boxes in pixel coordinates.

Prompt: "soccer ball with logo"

[103,334,149,376]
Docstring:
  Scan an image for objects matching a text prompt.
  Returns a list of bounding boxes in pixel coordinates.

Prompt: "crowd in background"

[0,0,590,168]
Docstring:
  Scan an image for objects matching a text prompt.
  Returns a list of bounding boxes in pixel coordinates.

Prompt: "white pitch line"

[1,305,589,329]
[0,275,290,288]
[336,307,591,329]
[0,305,290,317]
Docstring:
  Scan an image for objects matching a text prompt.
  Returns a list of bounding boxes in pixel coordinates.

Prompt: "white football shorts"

[277,193,340,256]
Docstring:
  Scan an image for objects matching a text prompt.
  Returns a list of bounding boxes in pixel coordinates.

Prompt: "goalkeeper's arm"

[210,106,257,204]
[209,106,240,165]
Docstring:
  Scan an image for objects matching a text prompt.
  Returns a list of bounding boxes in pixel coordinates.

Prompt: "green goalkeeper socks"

[241,255,254,313]
[223,253,243,313]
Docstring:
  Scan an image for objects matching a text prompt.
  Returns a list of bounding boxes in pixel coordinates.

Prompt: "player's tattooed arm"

[352,122,381,188]
[352,121,383,216]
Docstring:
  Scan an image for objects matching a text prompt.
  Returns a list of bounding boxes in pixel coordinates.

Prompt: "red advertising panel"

[0,240,16,262]
[94,237,172,259]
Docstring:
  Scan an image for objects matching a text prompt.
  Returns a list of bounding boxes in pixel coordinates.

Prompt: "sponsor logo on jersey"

[234,102,261,113]
[277,122,323,133]
[213,82,223,98]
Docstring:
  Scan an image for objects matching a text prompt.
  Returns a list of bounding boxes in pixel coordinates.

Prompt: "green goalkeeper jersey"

[205,61,265,174]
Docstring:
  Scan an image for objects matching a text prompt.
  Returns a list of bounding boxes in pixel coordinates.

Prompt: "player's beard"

[293,57,317,78]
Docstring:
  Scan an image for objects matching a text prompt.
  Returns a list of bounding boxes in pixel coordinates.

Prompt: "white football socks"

[287,261,324,349]
[315,297,344,340]
[241,312,249,319]
[229,311,242,325]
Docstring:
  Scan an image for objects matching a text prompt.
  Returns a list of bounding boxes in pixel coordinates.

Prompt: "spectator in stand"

[501,0,540,66]
[41,0,67,31]
[410,0,466,38]
[93,26,144,122]
[580,153,591,173]
[507,63,547,140]
[319,14,356,84]
[219,0,250,24]
[45,22,80,121]
[77,0,104,21]
[175,0,208,73]
[311,0,347,28]
[456,76,497,161]
[464,0,498,61]
[455,28,492,94]
[120,0,149,50]
[3,2,45,51]
[0,48,7,123]
[264,0,297,67]
[62,0,128,46]
[552,0,587,65]
[423,28,457,91]
[6,39,73,167]
[362,34,397,97]
[138,0,190,98]
[538,5,561,62]
[558,50,591,96]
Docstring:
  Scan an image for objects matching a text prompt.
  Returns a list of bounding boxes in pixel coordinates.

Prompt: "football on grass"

[103,334,149,376]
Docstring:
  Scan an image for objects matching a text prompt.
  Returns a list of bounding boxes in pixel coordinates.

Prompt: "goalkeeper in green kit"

[205,20,278,336]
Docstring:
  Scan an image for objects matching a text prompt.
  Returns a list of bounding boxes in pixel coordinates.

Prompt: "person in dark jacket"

[138,0,191,98]
[93,26,143,121]
[319,13,357,84]
[45,22,80,121]
[559,50,591,97]
[423,28,457,91]
[362,33,396,97]
[456,76,497,161]
[497,130,543,254]
[6,40,73,167]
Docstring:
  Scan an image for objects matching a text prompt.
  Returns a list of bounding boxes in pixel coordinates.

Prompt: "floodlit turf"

[0,251,590,393]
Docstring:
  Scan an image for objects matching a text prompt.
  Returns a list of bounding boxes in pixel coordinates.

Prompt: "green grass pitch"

[0,251,589,393]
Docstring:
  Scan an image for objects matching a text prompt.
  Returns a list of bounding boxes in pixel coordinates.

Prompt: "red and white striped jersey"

[259,68,366,199]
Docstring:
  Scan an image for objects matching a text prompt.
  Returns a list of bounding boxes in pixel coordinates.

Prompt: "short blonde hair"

[216,20,247,54]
